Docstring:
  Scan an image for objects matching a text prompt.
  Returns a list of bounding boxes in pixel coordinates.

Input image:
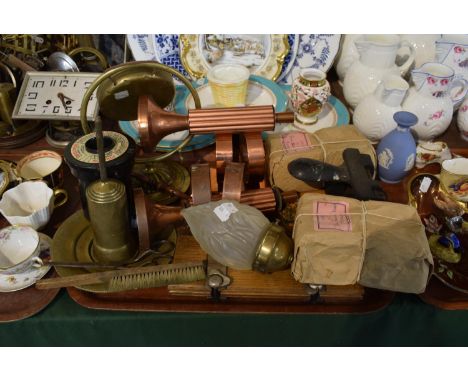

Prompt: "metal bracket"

[206,256,231,300]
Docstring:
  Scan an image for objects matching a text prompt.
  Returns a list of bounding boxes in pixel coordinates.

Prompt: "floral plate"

[278,34,342,85]
[0,233,52,293]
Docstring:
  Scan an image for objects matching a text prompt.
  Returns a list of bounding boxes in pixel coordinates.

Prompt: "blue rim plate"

[279,84,350,127]
[175,75,289,114]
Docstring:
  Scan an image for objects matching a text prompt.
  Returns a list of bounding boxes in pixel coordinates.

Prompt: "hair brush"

[35,261,206,292]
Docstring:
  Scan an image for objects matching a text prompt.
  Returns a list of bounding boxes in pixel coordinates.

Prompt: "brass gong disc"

[52,210,177,293]
[96,63,176,121]
[132,161,190,205]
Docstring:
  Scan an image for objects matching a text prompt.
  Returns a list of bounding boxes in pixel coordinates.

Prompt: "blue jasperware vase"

[376,111,418,183]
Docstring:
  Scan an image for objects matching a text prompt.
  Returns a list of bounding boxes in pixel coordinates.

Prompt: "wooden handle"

[35,262,205,290]
[4,54,36,73]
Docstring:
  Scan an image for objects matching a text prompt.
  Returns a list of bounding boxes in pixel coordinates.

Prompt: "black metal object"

[288,148,386,201]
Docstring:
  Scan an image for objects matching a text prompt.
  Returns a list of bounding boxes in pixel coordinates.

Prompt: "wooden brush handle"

[35,262,205,290]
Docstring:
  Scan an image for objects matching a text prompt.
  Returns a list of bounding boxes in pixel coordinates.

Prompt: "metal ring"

[68,47,109,70]
[80,61,201,162]
[0,62,16,88]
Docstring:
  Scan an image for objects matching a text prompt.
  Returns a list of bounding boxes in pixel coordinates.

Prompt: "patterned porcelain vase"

[290,68,330,126]
[403,62,468,141]
[377,111,417,184]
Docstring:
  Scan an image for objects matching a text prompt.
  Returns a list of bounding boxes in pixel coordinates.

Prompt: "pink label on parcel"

[281,132,312,153]
[313,201,352,232]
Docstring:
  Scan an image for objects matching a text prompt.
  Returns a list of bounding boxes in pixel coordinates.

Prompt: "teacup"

[0,181,67,230]
[17,150,64,189]
[440,158,468,203]
[207,64,250,107]
[0,225,42,275]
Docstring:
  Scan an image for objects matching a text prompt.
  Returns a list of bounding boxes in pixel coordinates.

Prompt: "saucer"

[0,233,52,293]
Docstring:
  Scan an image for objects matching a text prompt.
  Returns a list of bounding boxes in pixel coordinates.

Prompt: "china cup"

[207,64,250,107]
[17,150,64,189]
[0,181,67,230]
[440,158,468,203]
[0,225,42,275]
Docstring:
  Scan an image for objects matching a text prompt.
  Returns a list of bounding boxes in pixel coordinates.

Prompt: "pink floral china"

[402,62,468,141]
[0,233,51,292]
[458,97,468,141]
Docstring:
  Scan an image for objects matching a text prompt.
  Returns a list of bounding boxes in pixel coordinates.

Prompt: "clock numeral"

[32,80,44,88]
[84,81,92,90]
[65,106,72,114]
[25,104,37,112]
[27,92,38,100]
[50,79,57,87]
[53,106,61,113]
[73,80,77,87]
[59,79,69,87]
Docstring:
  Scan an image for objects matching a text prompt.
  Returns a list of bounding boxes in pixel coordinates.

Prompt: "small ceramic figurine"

[353,74,409,142]
[343,34,414,109]
[377,111,417,183]
[415,141,452,168]
[403,62,468,141]
[457,97,468,141]
[290,68,330,126]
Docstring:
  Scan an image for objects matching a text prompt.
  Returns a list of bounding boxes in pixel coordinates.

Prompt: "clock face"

[12,72,101,121]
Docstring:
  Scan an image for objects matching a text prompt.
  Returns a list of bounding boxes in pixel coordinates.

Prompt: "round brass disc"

[96,64,175,121]
[52,210,177,293]
[132,161,190,205]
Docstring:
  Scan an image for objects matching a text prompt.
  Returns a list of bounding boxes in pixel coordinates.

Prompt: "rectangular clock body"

[12,72,101,121]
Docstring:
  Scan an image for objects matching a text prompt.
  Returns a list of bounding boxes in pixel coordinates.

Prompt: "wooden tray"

[420,277,468,310]
[0,269,60,322]
[67,229,394,314]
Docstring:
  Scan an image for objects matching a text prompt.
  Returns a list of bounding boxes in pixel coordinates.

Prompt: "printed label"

[114,90,130,100]
[313,201,352,232]
[213,202,239,222]
[281,132,312,153]
[419,177,432,193]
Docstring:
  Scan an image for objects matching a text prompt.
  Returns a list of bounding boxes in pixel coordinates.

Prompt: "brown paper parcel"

[266,125,376,193]
[292,194,433,293]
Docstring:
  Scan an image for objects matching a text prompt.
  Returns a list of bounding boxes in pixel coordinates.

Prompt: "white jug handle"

[450,75,468,107]
[396,41,415,77]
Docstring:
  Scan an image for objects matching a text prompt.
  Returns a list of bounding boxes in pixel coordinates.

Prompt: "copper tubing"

[222,162,245,202]
[188,105,275,134]
[275,111,295,124]
[241,132,265,177]
[211,187,277,213]
[190,164,212,206]
[215,133,233,170]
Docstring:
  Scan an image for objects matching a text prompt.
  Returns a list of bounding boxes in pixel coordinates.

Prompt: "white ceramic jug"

[436,35,468,109]
[403,62,468,141]
[353,75,409,142]
[335,34,361,85]
[458,97,468,141]
[343,35,415,109]
[400,34,440,68]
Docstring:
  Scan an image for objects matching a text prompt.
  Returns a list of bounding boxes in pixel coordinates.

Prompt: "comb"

[35,261,206,291]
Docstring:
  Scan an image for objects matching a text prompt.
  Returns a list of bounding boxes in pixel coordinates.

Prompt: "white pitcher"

[343,34,415,109]
[403,62,468,141]
[353,75,409,142]
[436,35,468,109]
[335,34,361,85]
[400,34,440,68]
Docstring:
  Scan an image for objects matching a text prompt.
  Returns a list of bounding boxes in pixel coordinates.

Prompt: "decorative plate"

[279,34,342,85]
[127,34,157,61]
[179,34,290,81]
[0,233,52,293]
[178,75,288,113]
[274,85,349,133]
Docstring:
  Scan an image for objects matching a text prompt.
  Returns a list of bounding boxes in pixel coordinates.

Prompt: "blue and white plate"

[278,34,342,84]
[128,34,298,84]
